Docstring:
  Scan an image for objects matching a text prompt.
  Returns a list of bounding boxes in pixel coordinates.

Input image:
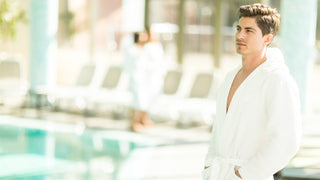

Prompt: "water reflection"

[0,117,156,179]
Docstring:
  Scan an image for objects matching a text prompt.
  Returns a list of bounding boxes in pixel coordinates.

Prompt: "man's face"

[235,17,269,56]
[138,31,148,43]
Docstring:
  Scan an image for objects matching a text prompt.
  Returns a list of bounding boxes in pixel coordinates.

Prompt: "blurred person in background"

[203,3,301,180]
[123,28,164,132]
[140,27,165,125]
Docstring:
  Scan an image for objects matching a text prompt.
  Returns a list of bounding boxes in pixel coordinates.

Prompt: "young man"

[203,4,301,180]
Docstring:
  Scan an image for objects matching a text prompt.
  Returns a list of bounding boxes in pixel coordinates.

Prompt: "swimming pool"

[0,115,158,180]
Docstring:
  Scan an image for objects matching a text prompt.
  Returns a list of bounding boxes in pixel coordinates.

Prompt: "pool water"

[0,115,157,180]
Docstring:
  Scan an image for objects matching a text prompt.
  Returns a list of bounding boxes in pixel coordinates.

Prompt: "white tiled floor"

[118,144,207,180]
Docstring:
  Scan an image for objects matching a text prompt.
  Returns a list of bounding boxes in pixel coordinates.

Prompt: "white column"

[30,0,58,90]
[122,0,145,32]
[280,0,317,113]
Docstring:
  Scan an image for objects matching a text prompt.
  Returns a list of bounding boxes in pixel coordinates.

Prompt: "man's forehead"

[238,17,259,29]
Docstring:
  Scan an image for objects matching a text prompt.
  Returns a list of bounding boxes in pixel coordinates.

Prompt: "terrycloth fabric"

[203,48,301,180]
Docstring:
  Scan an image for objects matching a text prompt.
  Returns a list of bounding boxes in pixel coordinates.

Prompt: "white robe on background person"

[140,41,165,110]
[203,48,302,180]
[123,41,164,111]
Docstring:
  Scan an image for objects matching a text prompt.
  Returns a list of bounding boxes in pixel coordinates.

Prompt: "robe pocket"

[202,166,212,180]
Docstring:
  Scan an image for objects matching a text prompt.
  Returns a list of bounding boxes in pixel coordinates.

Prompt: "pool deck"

[1,107,320,179]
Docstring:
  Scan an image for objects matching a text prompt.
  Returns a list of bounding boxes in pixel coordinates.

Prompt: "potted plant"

[0,0,26,40]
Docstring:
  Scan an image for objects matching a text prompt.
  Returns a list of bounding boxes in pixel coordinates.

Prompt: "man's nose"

[236,31,244,40]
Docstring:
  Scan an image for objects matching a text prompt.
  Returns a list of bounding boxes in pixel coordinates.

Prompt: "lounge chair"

[85,65,132,118]
[0,58,28,108]
[149,69,183,122]
[176,72,217,127]
[48,63,97,112]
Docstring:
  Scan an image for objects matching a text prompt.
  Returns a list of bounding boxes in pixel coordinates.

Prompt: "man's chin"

[236,49,244,55]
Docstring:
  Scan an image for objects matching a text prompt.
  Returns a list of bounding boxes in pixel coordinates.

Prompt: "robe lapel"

[223,66,241,118]
[224,62,266,119]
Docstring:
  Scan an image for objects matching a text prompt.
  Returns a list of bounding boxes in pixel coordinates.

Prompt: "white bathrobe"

[124,42,164,111]
[203,48,301,180]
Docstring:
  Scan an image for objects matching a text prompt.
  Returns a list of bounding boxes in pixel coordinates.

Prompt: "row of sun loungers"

[47,63,217,126]
[0,59,217,127]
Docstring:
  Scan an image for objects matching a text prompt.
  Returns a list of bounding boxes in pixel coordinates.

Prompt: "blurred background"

[0,0,319,179]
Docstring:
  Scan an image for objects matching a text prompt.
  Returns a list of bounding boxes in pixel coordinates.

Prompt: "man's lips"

[236,42,246,46]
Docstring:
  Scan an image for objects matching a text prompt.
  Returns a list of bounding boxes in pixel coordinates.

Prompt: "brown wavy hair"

[238,3,281,36]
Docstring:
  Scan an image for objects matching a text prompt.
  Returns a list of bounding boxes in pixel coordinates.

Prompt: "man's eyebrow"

[236,25,256,31]
[244,27,256,31]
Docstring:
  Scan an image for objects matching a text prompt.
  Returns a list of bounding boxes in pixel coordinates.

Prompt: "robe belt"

[208,157,247,179]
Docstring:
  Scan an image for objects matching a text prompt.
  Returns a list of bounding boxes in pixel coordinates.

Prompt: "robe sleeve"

[238,72,302,179]
[204,124,217,168]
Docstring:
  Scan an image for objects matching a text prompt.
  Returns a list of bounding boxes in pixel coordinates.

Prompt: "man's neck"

[241,50,267,74]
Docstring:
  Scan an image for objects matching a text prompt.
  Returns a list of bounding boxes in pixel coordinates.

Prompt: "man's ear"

[264,34,274,45]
